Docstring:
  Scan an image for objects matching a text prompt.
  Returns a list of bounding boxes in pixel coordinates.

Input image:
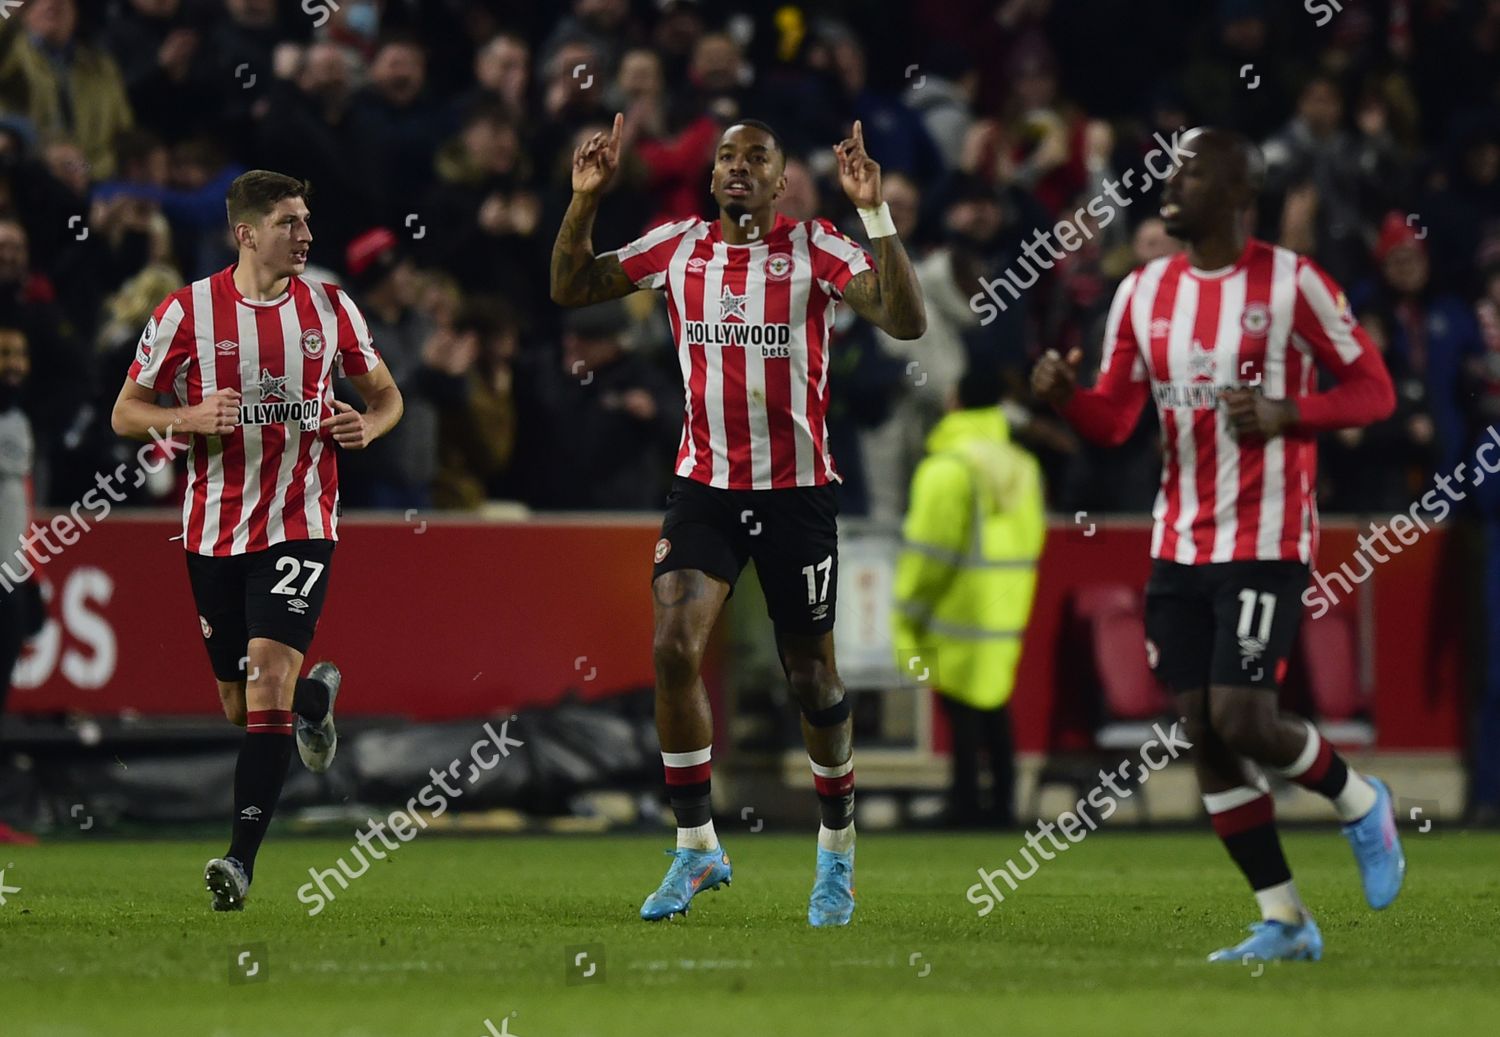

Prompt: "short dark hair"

[226,170,311,229]
[728,119,784,157]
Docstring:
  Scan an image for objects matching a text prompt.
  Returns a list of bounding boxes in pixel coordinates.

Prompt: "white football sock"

[817,821,855,854]
[676,820,718,851]
[1248,882,1308,930]
[1254,880,1307,925]
[1333,771,1379,822]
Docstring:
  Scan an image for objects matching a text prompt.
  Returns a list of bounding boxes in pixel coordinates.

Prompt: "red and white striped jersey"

[1062,239,1394,565]
[606,213,871,489]
[128,265,382,556]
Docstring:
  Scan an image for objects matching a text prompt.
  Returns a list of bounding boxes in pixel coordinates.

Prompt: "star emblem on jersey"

[255,368,289,402]
[719,286,749,323]
[1188,340,1216,382]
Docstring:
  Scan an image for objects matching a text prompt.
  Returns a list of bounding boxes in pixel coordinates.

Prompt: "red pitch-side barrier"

[8,514,1465,751]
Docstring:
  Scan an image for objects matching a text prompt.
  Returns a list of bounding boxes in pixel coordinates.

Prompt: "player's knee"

[784,658,833,707]
[1208,695,1270,756]
[652,632,701,689]
[245,653,295,694]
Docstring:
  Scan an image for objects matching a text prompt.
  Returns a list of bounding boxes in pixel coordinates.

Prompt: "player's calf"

[217,680,247,727]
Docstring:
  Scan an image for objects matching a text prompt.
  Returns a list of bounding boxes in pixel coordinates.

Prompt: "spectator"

[824,25,943,183]
[0,0,135,177]
[433,300,518,510]
[1320,308,1435,514]
[1353,212,1481,484]
[425,104,545,308]
[1262,74,1403,286]
[892,366,1045,828]
[904,44,977,171]
[616,47,719,227]
[469,33,531,124]
[338,227,439,510]
[253,41,386,273]
[0,322,41,845]
[0,218,90,503]
[356,35,454,206]
[520,300,677,510]
[103,0,222,142]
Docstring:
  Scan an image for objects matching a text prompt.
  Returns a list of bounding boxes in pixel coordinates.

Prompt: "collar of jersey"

[223,264,296,308]
[1181,239,1258,281]
[706,212,796,246]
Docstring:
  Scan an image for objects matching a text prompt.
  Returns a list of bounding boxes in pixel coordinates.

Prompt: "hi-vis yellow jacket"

[892,407,1045,710]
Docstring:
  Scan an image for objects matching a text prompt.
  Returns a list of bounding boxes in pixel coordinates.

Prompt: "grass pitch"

[1,830,1497,1036]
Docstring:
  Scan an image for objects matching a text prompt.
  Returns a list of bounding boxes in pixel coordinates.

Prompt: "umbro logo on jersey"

[687,257,707,272]
[1149,317,1171,340]
[215,339,239,355]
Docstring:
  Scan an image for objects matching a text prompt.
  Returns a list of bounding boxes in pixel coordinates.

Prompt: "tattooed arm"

[550,113,636,307]
[840,237,926,341]
[831,120,927,340]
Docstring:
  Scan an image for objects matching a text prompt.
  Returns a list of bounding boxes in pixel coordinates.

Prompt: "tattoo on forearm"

[870,234,924,338]
[550,195,631,305]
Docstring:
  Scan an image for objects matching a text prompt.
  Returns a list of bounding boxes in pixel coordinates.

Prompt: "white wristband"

[857,202,896,238]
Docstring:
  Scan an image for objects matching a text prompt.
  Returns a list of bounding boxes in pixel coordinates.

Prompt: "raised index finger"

[852,119,865,152]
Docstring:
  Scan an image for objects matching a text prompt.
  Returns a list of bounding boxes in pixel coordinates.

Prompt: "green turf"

[1,830,1496,1036]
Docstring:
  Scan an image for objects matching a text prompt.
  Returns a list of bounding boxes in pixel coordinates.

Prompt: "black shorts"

[1143,559,1308,693]
[652,476,839,635]
[185,539,335,682]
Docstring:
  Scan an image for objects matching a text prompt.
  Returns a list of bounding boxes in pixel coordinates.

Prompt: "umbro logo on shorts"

[287,598,309,615]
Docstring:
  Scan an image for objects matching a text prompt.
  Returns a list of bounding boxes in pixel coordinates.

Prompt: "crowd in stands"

[1,0,1498,524]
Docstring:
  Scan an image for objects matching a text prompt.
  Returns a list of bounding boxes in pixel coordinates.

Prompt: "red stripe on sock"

[1290,736,1334,789]
[664,761,712,786]
[246,709,294,734]
[813,770,855,798]
[1209,794,1275,837]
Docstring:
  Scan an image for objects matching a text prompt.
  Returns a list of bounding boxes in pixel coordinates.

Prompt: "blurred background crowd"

[1,0,1499,524]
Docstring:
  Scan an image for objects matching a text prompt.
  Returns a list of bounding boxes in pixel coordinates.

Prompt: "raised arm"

[550,113,636,307]
[832,121,927,340]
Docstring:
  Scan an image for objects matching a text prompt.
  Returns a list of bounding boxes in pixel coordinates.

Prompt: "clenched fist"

[1032,348,1082,408]
[321,399,372,449]
[176,388,241,436]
